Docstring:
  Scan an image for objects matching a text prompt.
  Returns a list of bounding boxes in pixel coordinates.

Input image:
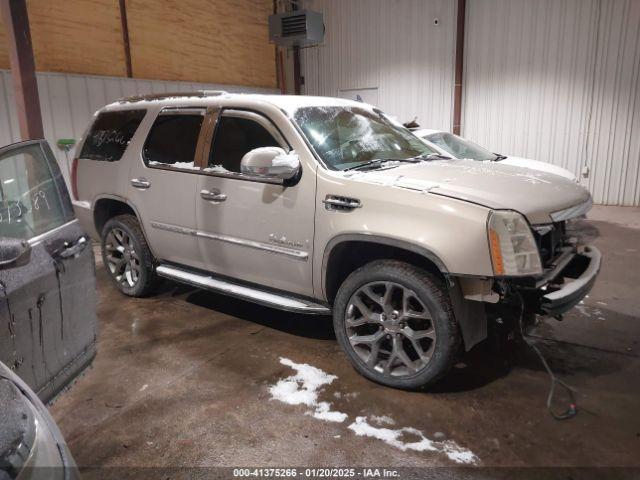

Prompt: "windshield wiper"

[415,153,453,160]
[413,153,453,160]
[343,158,421,172]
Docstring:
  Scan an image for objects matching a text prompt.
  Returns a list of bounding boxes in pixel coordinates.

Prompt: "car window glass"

[425,132,497,161]
[79,110,146,161]
[293,106,436,170]
[144,114,204,170]
[0,143,73,240]
[208,116,280,173]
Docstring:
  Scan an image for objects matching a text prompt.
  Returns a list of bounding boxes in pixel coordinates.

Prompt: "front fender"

[321,233,449,297]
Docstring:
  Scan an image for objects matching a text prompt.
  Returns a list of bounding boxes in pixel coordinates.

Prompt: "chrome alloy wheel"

[104,227,141,288]
[345,281,436,377]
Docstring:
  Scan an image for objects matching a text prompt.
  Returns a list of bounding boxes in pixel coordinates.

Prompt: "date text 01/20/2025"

[232,468,400,478]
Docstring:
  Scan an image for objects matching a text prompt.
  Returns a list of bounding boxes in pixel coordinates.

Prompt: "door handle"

[52,236,88,260]
[131,178,151,189]
[200,189,227,203]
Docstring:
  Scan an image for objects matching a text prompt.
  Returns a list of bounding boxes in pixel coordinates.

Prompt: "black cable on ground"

[515,291,578,421]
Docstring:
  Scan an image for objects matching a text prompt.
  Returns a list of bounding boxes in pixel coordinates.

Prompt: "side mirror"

[240,147,301,181]
[0,237,31,269]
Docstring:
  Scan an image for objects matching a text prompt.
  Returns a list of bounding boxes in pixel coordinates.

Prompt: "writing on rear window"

[80,110,146,161]
[91,129,128,148]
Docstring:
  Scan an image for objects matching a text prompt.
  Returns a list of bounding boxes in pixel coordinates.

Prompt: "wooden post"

[119,0,133,78]
[0,0,44,140]
[452,0,466,135]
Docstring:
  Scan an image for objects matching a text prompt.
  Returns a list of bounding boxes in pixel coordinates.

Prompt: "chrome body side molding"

[156,264,330,314]
[150,222,309,260]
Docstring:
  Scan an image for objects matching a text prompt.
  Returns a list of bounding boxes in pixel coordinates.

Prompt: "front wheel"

[333,260,460,389]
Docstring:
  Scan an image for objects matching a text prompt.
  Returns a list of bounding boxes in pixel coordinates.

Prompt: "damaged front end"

[453,210,602,350]
[505,216,602,319]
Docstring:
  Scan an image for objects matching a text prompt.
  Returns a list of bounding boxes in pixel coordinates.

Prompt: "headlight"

[487,210,542,276]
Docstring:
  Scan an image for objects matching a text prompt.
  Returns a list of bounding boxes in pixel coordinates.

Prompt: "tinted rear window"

[80,110,146,161]
[143,114,204,167]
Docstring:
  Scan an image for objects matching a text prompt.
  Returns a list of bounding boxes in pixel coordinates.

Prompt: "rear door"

[126,107,207,270]
[0,140,97,402]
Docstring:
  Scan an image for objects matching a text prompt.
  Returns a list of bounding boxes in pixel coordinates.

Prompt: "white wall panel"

[584,0,640,206]
[0,70,277,185]
[463,0,640,206]
[301,0,456,130]
[303,0,640,206]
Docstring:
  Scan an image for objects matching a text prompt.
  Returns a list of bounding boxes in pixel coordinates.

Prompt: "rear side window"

[79,110,146,161]
[143,113,204,170]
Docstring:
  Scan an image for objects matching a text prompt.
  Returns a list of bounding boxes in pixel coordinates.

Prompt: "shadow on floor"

[182,285,336,341]
[144,279,627,394]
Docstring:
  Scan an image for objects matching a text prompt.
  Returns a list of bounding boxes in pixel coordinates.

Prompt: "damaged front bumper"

[537,245,602,316]
[504,244,602,318]
[454,244,601,350]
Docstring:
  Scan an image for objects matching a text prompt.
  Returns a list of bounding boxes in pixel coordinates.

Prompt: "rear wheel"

[101,215,158,297]
[333,260,460,389]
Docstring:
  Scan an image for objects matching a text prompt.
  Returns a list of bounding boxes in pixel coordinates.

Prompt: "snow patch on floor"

[347,416,478,464]
[575,301,606,321]
[334,391,358,400]
[370,415,396,426]
[270,358,478,464]
[576,301,591,317]
[269,358,347,423]
[311,401,348,423]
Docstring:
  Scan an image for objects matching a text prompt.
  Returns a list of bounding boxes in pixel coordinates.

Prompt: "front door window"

[0,143,74,240]
[208,114,281,173]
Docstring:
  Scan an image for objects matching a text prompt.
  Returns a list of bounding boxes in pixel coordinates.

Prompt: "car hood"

[500,156,577,181]
[346,159,591,224]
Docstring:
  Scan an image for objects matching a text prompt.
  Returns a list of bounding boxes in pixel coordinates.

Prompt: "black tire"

[101,214,158,297]
[333,260,460,390]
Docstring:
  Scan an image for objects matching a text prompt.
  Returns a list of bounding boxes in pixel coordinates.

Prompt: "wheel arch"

[92,196,151,249]
[322,234,487,351]
[322,234,449,305]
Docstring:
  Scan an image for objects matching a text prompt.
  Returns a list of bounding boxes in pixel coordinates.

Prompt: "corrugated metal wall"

[301,0,457,131]
[584,0,640,206]
[0,70,276,185]
[301,0,640,206]
[463,0,640,205]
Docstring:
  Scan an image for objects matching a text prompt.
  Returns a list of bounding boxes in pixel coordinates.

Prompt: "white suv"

[71,91,600,389]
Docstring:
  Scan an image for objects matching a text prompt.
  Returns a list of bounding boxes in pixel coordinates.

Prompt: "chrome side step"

[156,265,331,315]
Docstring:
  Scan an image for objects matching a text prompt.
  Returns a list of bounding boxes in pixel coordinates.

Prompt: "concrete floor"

[49,207,639,477]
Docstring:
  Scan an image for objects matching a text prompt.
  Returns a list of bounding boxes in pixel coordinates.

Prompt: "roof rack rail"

[199,90,228,96]
[117,90,228,104]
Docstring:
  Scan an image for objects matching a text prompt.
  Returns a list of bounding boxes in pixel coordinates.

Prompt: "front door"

[126,107,206,270]
[196,109,316,297]
[0,140,97,402]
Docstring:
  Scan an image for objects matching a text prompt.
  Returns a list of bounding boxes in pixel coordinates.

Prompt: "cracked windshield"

[293,106,437,170]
